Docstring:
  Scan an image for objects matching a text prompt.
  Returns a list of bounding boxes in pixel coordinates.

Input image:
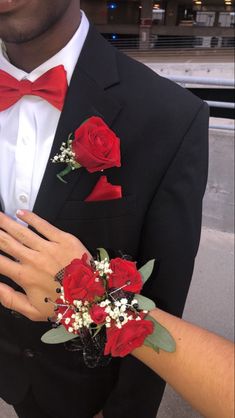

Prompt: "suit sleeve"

[103,102,209,418]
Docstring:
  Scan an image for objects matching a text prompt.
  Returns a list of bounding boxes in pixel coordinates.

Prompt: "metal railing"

[106,35,235,55]
[167,76,234,88]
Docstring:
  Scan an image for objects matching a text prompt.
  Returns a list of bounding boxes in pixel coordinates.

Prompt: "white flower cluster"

[103,298,141,329]
[94,258,113,277]
[57,298,93,334]
[51,140,76,166]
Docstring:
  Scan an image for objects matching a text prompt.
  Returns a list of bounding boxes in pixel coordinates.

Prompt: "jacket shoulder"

[114,49,204,119]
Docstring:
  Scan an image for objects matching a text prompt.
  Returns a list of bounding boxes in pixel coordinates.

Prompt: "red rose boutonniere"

[52,116,121,182]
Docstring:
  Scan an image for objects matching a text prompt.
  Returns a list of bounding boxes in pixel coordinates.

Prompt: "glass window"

[152,2,166,25]
[195,11,216,27]
[218,12,235,27]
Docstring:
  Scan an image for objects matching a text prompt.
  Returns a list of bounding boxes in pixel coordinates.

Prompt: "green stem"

[57,165,72,183]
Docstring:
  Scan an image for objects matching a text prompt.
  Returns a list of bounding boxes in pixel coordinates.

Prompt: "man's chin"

[0,27,36,44]
[0,17,52,44]
[0,0,27,14]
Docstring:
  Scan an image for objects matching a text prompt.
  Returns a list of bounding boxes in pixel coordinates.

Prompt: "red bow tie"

[0,65,68,111]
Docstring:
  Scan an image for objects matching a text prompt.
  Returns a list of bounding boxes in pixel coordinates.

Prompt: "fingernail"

[16,209,25,217]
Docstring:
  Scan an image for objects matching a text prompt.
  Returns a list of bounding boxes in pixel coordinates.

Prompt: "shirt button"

[19,194,28,204]
[11,310,23,319]
[23,348,35,359]
[22,136,30,146]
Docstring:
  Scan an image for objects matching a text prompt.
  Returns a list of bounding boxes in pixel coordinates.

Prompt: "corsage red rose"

[104,318,154,357]
[42,251,176,368]
[63,254,105,303]
[52,117,121,182]
[109,258,143,293]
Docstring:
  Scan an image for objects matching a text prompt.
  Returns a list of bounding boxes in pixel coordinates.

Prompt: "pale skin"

[0,210,91,320]
[0,211,234,418]
[133,309,234,418]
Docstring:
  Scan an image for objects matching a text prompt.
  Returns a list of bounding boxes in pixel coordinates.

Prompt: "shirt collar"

[0,10,89,85]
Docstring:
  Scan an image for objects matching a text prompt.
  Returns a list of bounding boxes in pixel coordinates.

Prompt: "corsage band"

[42,249,176,368]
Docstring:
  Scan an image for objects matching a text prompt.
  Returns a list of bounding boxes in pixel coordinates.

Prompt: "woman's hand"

[0,210,91,321]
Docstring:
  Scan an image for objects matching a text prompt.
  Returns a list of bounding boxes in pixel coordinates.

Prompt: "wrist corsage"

[41,250,176,368]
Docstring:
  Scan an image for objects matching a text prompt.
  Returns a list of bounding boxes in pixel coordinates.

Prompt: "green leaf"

[41,326,77,344]
[134,294,156,311]
[68,132,74,142]
[93,325,104,337]
[144,315,176,353]
[97,248,110,262]
[74,162,82,169]
[139,259,155,284]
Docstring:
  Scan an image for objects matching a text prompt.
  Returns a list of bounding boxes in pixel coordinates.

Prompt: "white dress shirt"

[0,10,89,221]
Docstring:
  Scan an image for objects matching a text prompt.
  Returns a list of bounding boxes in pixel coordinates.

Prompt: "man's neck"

[4,3,81,73]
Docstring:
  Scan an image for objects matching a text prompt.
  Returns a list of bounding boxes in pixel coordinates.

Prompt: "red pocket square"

[85,176,122,202]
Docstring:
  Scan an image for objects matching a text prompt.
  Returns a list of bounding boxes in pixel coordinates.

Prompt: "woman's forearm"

[133,308,234,418]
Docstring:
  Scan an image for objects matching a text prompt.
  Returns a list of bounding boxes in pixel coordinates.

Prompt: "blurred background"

[1,1,234,417]
[81,0,234,50]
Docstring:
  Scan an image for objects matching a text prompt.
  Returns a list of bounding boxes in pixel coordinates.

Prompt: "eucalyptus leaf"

[41,326,77,344]
[144,338,160,353]
[139,259,155,284]
[134,294,156,311]
[97,248,110,262]
[144,315,176,353]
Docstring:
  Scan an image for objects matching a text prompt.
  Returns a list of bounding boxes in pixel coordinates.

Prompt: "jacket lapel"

[33,24,123,224]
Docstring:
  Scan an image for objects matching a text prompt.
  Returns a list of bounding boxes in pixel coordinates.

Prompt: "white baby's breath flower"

[120,298,128,305]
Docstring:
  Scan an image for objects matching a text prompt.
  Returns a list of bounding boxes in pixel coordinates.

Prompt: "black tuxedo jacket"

[0,23,209,418]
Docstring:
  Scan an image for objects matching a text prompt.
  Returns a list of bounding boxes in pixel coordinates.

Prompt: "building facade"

[81,0,234,48]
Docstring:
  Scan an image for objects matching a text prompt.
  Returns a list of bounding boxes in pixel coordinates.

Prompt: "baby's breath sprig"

[51,134,82,183]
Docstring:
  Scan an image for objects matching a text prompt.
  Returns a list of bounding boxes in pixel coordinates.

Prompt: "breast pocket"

[55,195,137,254]
[57,195,136,221]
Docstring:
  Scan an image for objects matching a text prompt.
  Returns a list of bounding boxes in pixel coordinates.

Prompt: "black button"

[11,310,23,319]
[23,348,35,359]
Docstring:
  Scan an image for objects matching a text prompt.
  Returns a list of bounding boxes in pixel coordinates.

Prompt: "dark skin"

[0,0,81,72]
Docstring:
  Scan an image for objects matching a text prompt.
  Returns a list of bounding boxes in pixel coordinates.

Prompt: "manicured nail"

[16,209,25,217]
